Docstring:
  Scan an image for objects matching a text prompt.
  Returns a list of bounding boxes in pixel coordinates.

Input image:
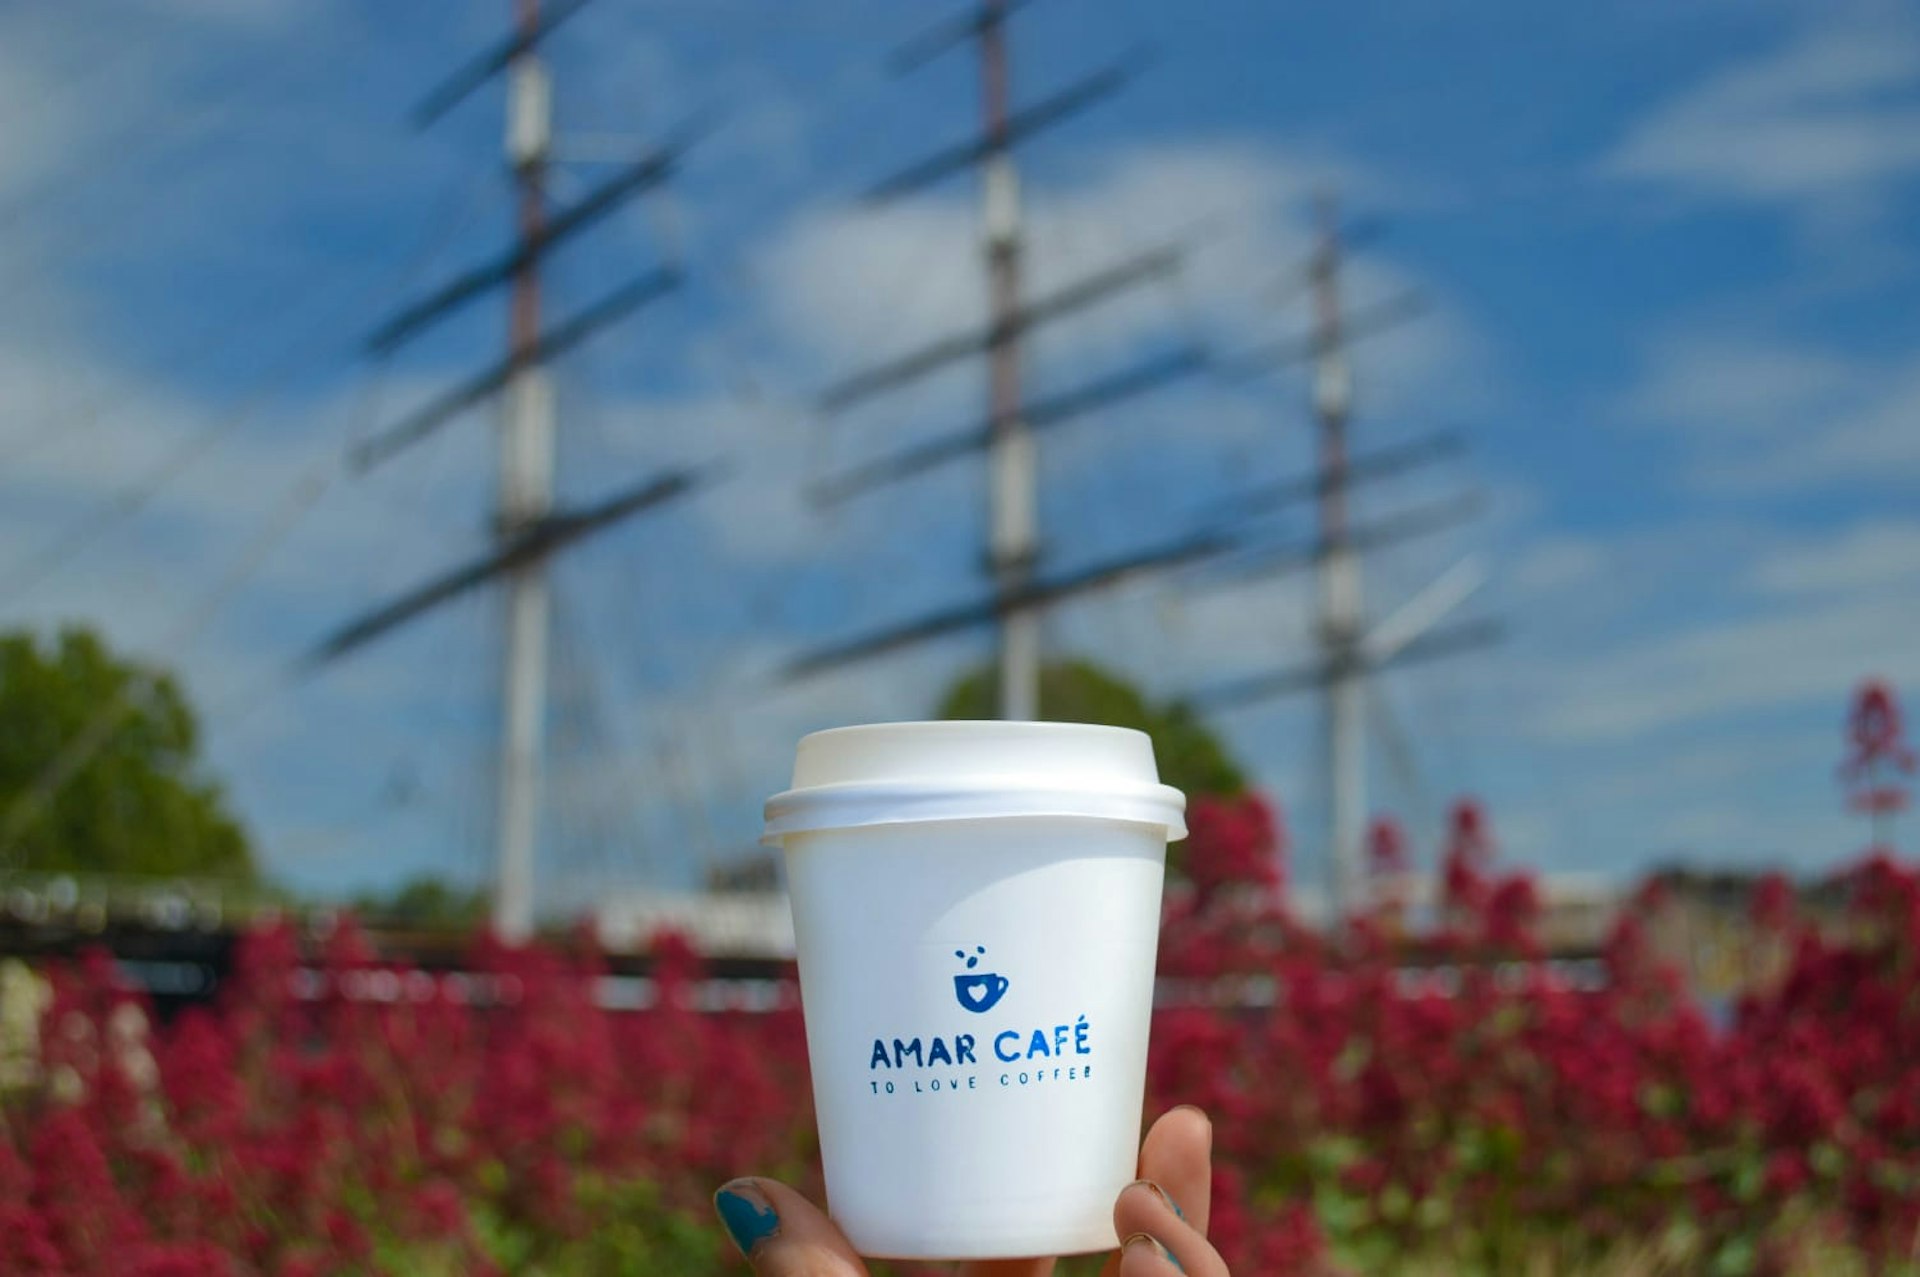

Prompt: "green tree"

[0,626,253,880]
[936,658,1247,798]
[352,874,488,928]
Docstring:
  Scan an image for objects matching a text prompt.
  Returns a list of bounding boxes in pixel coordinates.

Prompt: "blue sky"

[2,0,1918,912]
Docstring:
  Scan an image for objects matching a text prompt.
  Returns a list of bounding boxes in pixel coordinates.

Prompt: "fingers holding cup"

[1113,1180,1227,1277]
[1135,1106,1213,1238]
[714,1177,869,1277]
[1107,1107,1223,1276]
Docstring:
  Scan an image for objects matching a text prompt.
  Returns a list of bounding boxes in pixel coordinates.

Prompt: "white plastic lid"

[763,720,1188,844]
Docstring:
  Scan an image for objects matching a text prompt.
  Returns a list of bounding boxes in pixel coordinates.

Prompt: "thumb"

[714,1177,869,1276]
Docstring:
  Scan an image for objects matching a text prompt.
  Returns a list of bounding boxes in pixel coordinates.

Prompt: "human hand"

[712,1104,1224,1276]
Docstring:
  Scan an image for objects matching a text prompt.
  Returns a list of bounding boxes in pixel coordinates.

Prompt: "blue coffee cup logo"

[953,945,1009,1013]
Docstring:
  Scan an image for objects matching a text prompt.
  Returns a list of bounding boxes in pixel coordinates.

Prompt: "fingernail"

[1170,1103,1212,1133]
[1129,1177,1185,1219]
[1123,1231,1185,1272]
[714,1179,780,1257]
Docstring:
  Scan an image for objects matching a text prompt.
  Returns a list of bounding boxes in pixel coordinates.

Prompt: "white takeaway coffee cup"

[763,721,1187,1260]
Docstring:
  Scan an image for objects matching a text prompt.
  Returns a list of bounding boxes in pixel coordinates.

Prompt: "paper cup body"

[765,722,1185,1260]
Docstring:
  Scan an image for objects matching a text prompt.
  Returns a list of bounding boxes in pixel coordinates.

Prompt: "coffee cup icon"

[953,946,1009,1013]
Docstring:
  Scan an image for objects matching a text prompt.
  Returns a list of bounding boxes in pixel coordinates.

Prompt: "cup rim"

[765,720,1186,844]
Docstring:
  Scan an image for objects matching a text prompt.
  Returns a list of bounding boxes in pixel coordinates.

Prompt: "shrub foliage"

[3,796,1918,1275]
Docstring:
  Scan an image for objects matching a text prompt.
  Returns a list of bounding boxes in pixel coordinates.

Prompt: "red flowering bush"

[4,794,1919,1275]
[1,922,809,1275]
[1150,794,1920,1275]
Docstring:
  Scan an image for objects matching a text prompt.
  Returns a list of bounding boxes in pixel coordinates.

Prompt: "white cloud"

[0,4,289,219]
[1750,518,1920,595]
[753,139,1474,420]
[1507,536,1606,597]
[609,138,1484,574]
[757,198,983,377]
[1601,22,1920,207]
[1584,736,1820,808]
[1776,357,1920,484]
[1408,502,1918,877]
[0,37,76,206]
[1528,584,1920,743]
[1621,331,1920,491]
[1623,334,1854,436]
[1651,805,1837,862]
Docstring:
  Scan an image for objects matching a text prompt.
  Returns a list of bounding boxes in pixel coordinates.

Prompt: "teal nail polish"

[1123,1232,1185,1272]
[1133,1178,1185,1220]
[715,1182,780,1256]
